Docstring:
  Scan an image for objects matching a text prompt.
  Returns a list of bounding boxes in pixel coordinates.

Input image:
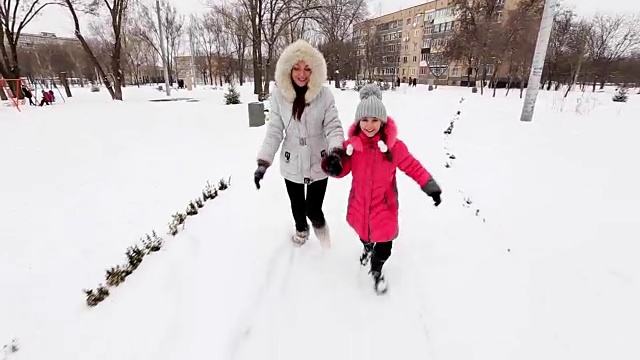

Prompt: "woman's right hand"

[254,165,267,189]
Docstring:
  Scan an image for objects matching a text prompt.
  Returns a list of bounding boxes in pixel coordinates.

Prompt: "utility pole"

[156,0,171,96]
[520,0,557,122]
[189,18,196,88]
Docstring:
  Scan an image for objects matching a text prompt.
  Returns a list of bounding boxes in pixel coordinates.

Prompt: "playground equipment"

[0,78,25,112]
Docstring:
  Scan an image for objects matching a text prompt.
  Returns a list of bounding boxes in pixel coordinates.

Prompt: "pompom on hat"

[354,84,387,124]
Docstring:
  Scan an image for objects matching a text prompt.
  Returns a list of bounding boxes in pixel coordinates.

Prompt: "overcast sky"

[25,0,640,38]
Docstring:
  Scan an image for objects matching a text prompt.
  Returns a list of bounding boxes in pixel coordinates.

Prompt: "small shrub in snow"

[84,285,110,307]
[612,87,628,102]
[186,201,198,216]
[105,265,130,287]
[202,181,218,201]
[218,177,230,191]
[125,245,145,271]
[224,84,241,105]
[195,198,204,208]
[142,231,163,253]
[84,177,232,307]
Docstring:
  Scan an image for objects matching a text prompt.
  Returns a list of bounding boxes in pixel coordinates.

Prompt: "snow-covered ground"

[1,83,638,360]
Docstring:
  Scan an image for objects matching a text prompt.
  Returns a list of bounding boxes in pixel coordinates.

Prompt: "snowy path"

[228,239,435,360]
[3,85,639,360]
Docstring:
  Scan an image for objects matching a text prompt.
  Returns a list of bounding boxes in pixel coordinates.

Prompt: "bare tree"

[0,0,61,95]
[232,0,265,95]
[61,0,120,99]
[261,0,319,94]
[130,0,183,85]
[587,13,640,91]
[314,0,367,87]
[544,7,575,89]
[284,0,315,42]
[562,19,590,96]
[216,3,250,85]
[162,2,184,83]
[448,0,506,94]
[191,12,219,85]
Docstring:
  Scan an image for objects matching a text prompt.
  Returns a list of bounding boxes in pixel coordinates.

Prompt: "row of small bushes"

[84,177,231,307]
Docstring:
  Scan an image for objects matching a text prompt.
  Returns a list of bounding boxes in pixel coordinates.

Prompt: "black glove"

[254,165,267,190]
[324,153,343,176]
[430,192,441,207]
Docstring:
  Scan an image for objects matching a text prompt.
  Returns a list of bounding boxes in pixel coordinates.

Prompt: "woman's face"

[359,117,382,137]
[291,60,312,87]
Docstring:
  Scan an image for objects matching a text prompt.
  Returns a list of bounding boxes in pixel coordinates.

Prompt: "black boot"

[369,256,388,295]
[360,241,373,266]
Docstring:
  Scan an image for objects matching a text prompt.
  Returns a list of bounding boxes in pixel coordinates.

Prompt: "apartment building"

[353,0,517,85]
[16,32,77,48]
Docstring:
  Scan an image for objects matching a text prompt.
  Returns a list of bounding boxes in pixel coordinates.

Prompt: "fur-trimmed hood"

[345,116,398,155]
[274,39,327,103]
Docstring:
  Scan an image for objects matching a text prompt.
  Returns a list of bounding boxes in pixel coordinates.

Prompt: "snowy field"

[1,82,639,360]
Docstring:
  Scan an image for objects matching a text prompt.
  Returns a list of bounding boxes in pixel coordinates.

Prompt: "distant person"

[322,84,442,294]
[48,90,55,102]
[39,90,52,106]
[21,86,35,106]
[254,39,346,248]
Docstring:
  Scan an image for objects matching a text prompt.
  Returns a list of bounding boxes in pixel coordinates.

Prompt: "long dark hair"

[353,123,393,162]
[292,82,307,120]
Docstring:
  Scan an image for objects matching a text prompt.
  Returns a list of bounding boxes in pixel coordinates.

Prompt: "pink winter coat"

[328,117,434,243]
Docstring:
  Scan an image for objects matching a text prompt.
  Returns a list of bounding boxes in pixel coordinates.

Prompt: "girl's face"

[291,61,312,87]
[359,117,382,137]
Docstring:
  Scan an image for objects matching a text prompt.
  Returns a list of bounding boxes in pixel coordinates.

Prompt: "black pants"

[362,240,393,272]
[285,178,328,232]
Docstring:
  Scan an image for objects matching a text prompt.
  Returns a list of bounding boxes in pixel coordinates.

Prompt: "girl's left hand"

[429,192,441,207]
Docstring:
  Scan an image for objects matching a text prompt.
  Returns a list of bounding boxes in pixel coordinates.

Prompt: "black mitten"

[254,160,270,190]
[324,153,343,176]
[421,178,442,207]
[430,192,441,207]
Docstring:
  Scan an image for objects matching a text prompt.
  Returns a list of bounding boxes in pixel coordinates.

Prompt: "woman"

[254,39,346,248]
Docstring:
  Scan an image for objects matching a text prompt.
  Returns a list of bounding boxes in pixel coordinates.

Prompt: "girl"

[255,39,345,248]
[322,84,442,294]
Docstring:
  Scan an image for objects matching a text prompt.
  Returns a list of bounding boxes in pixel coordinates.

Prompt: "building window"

[413,55,417,62]
[424,26,433,34]
[403,56,408,63]
[414,14,421,24]
[423,39,431,48]
[445,21,453,31]
[413,42,418,50]
[421,53,428,61]
[452,67,459,76]
[405,44,409,51]
[406,18,411,25]
[414,29,419,37]
[411,68,416,75]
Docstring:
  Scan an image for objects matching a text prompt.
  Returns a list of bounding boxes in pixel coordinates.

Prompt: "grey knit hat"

[354,84,387,123]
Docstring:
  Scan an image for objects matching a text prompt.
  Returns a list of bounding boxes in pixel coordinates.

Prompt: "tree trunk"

[264,52,271,95]
[112,35,124,100]
[63,0,117,100]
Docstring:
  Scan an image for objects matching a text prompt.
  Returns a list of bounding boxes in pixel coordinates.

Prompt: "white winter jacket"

[256,40,345,184]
